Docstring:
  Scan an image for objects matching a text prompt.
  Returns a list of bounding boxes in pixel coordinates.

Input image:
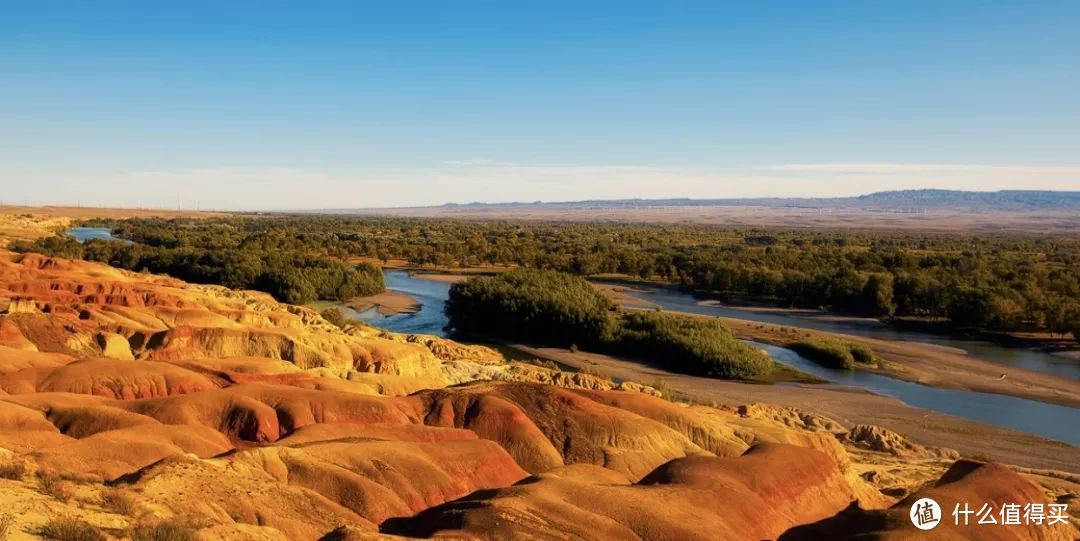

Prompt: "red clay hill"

[0,250,1074,540]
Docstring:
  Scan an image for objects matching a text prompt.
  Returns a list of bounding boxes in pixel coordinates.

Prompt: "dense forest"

[9,233,382,304]
[16,215,1080,339]
[445,269,774,379]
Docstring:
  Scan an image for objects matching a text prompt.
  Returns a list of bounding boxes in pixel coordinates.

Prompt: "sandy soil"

[508,344,1080,474]
[590,283,660,310]
[345,290,421,316]
[410,272,470,284]
[713,315,1080,409]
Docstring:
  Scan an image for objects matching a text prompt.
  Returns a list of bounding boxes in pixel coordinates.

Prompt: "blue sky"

[1,1,1078,209]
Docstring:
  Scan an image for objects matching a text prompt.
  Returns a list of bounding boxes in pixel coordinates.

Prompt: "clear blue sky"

[2,1,1078,209]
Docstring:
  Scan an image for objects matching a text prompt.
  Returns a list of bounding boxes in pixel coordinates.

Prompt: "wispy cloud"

[764,163,1080,175]
[5,161,1079,210]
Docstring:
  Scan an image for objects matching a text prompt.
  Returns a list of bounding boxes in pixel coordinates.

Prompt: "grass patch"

[0,513,14,539]
[577,365,613,382]
[39,518,106,541]
[447,269,775,380]
[130,519,198,541]
[790,337,877,370]
[0,460,27,480]
[100,487,137,516]
[611,311,773,379]
[651,377,675,401]
[37,472,74,502]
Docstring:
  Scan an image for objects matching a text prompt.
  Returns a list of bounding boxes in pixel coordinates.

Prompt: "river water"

[757,342,1079,445]
[337,271,453,335]
[61,232,1078,445]
[359,270,1078,445]
[615,284,1080,381]
[68,227,131,244]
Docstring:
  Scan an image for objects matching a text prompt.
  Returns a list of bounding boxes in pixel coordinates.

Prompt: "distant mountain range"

[426,190,1080,212]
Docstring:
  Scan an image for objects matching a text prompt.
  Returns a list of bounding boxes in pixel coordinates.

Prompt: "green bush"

[13,235,383,305]
[446,269,619,348]
[46,213,1080,335]
[612,311,772,379]
[447,270,774,380]
[790,338,875,370]
[849,342,875,364]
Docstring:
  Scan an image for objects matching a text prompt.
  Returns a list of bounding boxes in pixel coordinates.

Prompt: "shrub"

[0,513,14,539]
[130,519,198,541]
[447,270,774,380]
[612,311,773,379]
[0,460,27,480]
[39,518,106,541]
[850,343,876,364]
[577,365,613,382]
[100,487,137,516]
[321,307,349,329]
[652,377,675,401]
[446,269,618,348]
[37,472,73,502]
[790,338,875,370]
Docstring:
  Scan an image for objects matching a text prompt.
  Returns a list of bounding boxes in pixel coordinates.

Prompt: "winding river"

[360,270,1079,445]
[66,230,1079,445]
[618,284,1079,381]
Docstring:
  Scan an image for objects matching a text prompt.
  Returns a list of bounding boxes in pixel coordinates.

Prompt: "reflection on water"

[618,284,1079,381]
[67,227,132,244]
[756,342,1080,445]
[351,271,452,336]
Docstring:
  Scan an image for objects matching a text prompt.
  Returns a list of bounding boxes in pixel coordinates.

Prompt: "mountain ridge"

[300,189,1080,214]
[427,189,1080,212]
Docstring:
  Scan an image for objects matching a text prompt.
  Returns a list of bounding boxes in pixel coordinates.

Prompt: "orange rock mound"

[0,250,1073,540]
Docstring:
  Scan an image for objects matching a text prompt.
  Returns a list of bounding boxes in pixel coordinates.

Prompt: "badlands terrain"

[0,245,1076,539]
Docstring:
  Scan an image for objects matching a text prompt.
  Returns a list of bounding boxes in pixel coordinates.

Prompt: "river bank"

[714,315,1080,409]
[505,343,1080,474]
[401,269,1080,408]
[397,266,1080,364]
[344,290,421,317]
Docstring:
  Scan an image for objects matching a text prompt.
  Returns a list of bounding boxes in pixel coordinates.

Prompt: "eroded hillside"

[0,251,1075,540]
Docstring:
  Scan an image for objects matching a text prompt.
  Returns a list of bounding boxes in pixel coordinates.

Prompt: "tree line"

[37,215,1080,339]
[8,234,383,305]
[445,269,774,380]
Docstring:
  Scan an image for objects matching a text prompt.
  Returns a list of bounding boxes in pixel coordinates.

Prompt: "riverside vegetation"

[9,230,383,304]
[445,269,774,379]
[15,215,1080,339]
[2,247,1074,540]
[789,337,877,370]
[125,216,1080,341]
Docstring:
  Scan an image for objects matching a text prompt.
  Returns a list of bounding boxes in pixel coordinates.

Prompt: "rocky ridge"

[0,251,1074,540]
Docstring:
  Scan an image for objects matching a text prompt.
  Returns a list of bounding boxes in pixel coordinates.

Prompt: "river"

[613,283,1080,381]
[359,270,1079,445]
[61,233,1078,445]
[68,227,131,244]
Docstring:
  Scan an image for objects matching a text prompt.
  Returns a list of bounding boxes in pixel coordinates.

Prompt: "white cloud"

[764,163,1080,175]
